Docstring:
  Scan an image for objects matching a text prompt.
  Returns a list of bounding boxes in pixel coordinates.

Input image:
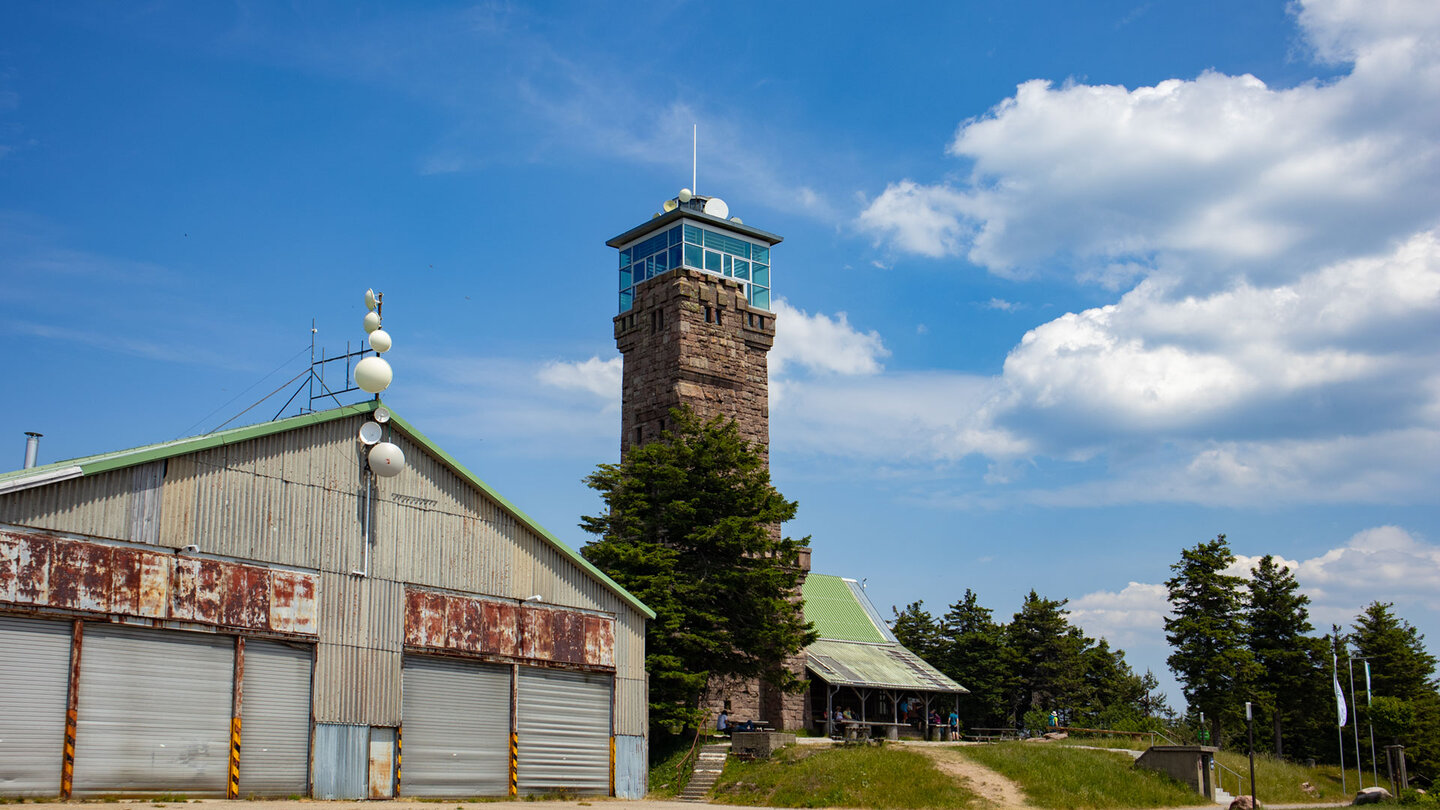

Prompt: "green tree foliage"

[580,407,815,731]
[890,592,1165,732]
[1350,602,1440,778]
[941,590,1017,729]
[1165,535,1259,748]
[1007,591,1088,722]
[1369,696,1416,745]
[1246,555,1330,759]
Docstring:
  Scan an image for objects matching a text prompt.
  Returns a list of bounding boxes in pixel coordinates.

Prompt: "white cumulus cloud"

[537,356,622,400]
[770,298,890,377]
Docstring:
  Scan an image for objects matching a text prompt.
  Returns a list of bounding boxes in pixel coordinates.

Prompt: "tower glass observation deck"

[606,194,783,313]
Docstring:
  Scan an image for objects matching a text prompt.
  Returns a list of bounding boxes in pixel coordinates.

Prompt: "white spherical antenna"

[374,407,392,424]
[364,289,377,312]
[363,311,382,333]
[368,441,404,477]
[359,421,383,446]
[368,328,392,354]
[678,188,692,203]
[662,198,679,212]
[355,356,393,393]
[703,197,729,219]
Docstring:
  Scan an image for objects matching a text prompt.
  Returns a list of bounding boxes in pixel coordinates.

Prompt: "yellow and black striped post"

[508,732,519,796]
[395,724,402,796]
[60,707,77,798]
[227,717,242,798]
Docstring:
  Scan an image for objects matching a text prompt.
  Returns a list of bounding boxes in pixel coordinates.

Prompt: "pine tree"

[580,406,815,731]
[1350,602,1440,778]
[1165,535,1259,748]
[1246,555,1329,758]
[1007,591,1088,725]
[939,590,1016,728]
[891,601,945,663]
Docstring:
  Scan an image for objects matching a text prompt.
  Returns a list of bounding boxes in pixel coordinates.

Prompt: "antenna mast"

[692,124,697,196]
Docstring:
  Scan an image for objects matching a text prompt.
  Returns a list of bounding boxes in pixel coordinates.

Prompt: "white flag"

[1334,664,1348,727]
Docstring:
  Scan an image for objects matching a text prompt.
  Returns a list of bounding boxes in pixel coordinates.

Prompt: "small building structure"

[802,574,968,737]
[0,401,652,799]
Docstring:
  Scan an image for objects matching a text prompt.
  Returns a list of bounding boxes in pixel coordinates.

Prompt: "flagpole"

[1335,651,1347,795]
[1365,660,1379,788]
[1349,654,1363,787]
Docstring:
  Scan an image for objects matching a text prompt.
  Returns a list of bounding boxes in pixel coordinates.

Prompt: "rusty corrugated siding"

[0,530,318,636]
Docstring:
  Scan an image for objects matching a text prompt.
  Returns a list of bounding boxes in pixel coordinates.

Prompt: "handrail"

[677,714,711,788]
[1215,759,1249,797]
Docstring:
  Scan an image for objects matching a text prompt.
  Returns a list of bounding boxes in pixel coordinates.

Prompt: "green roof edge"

[7,400,654,620]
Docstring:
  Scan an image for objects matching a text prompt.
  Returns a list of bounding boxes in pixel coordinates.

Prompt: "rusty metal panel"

[445,594,483,654]
[50,540,112,612]
[108,547,142,615]
[404,588,447,647]
[482,600,518,657]
[137,550,171,618]
[269,570,318,635]
[171,556,225,624]
[520,606,553,661]
[552,610,585,665]
[0,532,19,603]
[224,564,270,629]
[584,615,615,668]
[6,532,53,605]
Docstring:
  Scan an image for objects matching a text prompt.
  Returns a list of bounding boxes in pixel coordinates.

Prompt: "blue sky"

[4,1,1439,707]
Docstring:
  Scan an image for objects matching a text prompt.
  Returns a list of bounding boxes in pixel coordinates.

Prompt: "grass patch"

[959,743,1201,809]
[1213,750,1372,804]
[648,736,703,799]
[712,745,976,808]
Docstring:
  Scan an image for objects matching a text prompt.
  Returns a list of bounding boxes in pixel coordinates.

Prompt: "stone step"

[1215,788,1234,806]
[679,744,730,802]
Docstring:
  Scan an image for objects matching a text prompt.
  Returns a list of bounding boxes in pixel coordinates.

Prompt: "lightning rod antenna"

[692,124,698,196]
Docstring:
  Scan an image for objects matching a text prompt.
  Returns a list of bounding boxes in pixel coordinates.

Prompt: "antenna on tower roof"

[692,123,697,197]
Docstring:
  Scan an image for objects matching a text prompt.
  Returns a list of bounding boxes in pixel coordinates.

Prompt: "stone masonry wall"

[615,266,809,731]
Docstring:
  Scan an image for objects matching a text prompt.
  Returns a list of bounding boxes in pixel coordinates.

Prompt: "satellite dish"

[730,216,743,225]
[663,199,679,212]
[368,328,392,353]
[365,289,377,312]
[363,311,382,333]
[355,356,393,394]
[678,188,693,203]
[374,407,391,423]
[369,442,404,477]
[359,422,382,445]
[703,197,729,219]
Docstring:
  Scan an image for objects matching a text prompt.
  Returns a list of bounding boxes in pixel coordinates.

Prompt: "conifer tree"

[1165,535,1258,748]
[941,590,1016,728]
[1007,591,1088,723]
[580,407,815,731]
[1246,555,1329,758]
[1351,602,1440,777]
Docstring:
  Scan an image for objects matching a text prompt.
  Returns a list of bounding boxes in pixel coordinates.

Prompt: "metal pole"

[1335,652,1347,796]
[1349,655,1363,786]
[1365,661,1379,788]
[1246,702,1257,807]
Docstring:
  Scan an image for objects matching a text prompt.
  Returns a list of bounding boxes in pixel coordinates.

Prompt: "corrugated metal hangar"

[0,400,652,800]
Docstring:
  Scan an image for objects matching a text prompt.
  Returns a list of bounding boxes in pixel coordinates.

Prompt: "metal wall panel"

[516,668,612,795]
[312,643,401,725]
[0,469,132,542]
[0,616,70,796]
[614,735,647,799]
[128,462,163,545]
[318,572,403,652]
[400,657,510,797]
[615,677,648,737]
[239,641,313,797]
[72,624,233,797]
[312,723,368,800]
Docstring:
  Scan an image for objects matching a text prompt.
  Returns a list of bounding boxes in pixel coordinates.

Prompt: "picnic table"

[838,720,912,742]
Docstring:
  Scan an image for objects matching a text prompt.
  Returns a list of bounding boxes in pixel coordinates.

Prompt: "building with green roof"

[802,573,968,737]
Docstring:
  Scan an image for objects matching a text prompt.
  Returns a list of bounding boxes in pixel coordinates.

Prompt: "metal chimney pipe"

[24,432,42,469]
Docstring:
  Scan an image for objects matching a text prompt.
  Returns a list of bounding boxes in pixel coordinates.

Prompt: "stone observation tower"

[606,190,810,729]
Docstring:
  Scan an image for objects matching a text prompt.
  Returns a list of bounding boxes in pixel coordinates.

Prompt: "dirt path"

[914,745,1034,809]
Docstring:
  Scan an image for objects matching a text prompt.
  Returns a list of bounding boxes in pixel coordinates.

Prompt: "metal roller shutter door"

[0,616,71,796]
[72,624,233,797]
[517,668,612,795]
[401,656,510,796]
[239,641,312,797]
